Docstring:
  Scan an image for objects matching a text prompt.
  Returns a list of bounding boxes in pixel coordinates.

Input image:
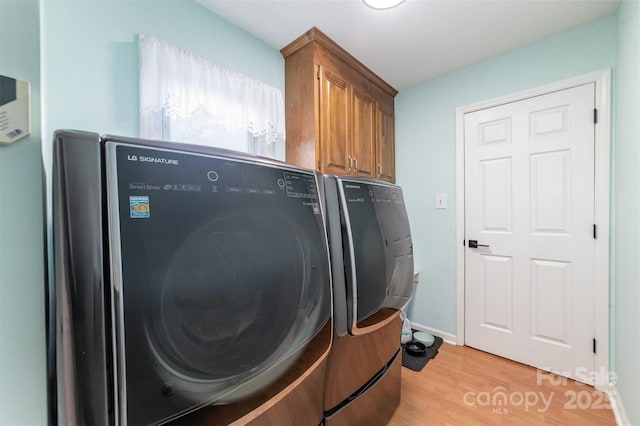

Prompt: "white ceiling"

[196,0,620,91]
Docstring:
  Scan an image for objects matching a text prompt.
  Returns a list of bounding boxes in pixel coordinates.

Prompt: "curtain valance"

[138,34,285,144]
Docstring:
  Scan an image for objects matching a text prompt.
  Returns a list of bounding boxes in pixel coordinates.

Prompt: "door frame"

[455,69,612,390]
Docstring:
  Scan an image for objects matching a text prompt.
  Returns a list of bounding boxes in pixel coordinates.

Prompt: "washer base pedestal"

[177,322,332,426]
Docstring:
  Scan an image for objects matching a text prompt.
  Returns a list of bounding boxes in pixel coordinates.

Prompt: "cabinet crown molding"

[281,27,398,98]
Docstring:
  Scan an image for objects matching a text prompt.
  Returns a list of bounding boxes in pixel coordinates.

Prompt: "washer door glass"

[108,143,331,425]
[153,211,304,377]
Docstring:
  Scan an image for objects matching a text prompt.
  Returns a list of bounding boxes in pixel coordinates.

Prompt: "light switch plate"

[435,193,447,209]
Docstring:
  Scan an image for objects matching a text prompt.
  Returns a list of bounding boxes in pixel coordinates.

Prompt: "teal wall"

[396,16,617,335]
[0,0,47,424]
[614,0,640,423]
[42,0,284,143]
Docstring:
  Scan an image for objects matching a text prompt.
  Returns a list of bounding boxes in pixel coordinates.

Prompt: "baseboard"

[608,385,631,426]
[409,322,457,345]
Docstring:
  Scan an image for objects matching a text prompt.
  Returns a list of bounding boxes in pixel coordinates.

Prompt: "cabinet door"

[319,67,351,175]
[352,87,375,178]
[376,103,395,183]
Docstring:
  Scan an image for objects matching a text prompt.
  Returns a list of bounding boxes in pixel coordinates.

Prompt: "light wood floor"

[388,342,616,425]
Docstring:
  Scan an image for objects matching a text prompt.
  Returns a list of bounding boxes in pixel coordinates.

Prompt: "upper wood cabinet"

[376,102,395,182]
[281,27,397,182]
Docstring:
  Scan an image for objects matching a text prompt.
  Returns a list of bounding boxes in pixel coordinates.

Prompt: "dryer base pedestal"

[323,309,402,410]
[324,351,401,426]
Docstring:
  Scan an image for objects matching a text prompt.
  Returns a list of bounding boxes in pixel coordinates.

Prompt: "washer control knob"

[207,171,219,182]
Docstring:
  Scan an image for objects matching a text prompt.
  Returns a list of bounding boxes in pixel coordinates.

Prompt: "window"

[139,35,285,160]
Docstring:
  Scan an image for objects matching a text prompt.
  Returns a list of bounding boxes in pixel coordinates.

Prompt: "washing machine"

[51,130,332,425]
[322,175,414,425]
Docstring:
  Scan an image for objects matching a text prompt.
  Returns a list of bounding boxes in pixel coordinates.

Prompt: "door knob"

[468,240,489,248]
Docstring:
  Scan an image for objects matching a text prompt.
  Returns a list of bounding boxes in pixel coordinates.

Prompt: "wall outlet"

[413,271,420,284]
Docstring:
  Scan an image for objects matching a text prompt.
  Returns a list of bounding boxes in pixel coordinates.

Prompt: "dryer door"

[106,142,331,425]
[338,179,414,330]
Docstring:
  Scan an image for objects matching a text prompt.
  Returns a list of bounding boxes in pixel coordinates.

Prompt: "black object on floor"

[401,336,444,372]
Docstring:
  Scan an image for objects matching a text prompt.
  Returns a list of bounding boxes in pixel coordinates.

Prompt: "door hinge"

[593,338,597,354]
[593,224,597,239]
[594,108,598,124]
[317,159,322,170]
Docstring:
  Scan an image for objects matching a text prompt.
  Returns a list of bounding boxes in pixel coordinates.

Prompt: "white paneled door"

[464,84,596,384]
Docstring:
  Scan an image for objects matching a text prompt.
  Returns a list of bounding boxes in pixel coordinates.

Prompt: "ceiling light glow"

[363,0,405,10]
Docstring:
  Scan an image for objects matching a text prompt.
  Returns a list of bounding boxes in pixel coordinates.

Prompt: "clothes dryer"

[322,175,414,425]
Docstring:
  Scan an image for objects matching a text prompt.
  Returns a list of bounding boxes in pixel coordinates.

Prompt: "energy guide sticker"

[130,196,150,218]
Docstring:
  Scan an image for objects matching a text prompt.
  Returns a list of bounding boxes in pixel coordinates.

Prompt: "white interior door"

[464,83,596,384]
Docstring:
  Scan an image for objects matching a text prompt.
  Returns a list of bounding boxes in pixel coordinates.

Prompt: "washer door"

[108,143,330,425]
[149,212,305,379]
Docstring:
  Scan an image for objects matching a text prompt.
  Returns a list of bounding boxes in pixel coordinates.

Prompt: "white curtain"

[138,34,285,155]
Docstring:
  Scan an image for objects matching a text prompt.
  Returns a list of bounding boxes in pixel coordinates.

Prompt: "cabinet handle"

[377,163,382,176]
[348,156,353,171]
[354,157,358,171]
